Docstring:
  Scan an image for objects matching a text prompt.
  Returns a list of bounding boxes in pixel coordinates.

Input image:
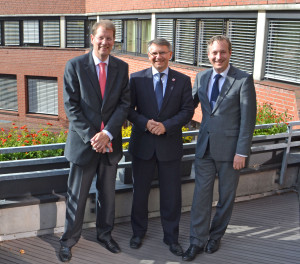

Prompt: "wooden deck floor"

[0,192,299,264]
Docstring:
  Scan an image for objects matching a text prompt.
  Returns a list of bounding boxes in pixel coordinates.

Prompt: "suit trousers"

[60,154,117,248]
[131,154,182,244]
[190,150,240,247]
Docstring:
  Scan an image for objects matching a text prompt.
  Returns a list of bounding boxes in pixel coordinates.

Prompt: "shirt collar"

[92,52,109,66]
[212,64,230,79]
[152,66,169,77]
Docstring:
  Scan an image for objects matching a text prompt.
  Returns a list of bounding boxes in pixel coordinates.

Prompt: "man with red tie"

[59,20,130,262]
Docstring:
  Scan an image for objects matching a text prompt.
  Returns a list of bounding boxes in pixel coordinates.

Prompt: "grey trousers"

[190,151,240,247]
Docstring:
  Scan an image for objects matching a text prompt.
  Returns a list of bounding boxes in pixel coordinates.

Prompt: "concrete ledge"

[0,165,298,241]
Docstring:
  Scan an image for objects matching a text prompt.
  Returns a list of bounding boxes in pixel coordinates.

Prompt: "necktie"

[99,62,106,99]
[99,62,106,130]
[210,74,222,110]
[155,72,164,110]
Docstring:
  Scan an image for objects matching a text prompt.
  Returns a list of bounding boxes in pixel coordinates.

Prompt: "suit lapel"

[84,52,102,103]
[102,55,118,109]
[214,66,236,112]
[200,69,213,113]
[144,68,159,111]
[160,68,176,111]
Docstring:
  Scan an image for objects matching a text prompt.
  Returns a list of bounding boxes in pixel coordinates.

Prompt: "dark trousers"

[131,154,182,244]
[60,154,117,248]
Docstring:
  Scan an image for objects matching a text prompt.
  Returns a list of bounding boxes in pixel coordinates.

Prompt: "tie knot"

[158,72,164,79]
[99,62,106,69]
[214,74,222,81]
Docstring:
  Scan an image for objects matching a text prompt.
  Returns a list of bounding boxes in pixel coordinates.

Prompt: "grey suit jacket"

[193,65,256,161]
[63,51,130,166]
[128,67,194,161]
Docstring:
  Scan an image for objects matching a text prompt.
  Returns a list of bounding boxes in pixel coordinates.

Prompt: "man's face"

[208,40,232,73]
[148,44,172,72]
[91,26,115,61]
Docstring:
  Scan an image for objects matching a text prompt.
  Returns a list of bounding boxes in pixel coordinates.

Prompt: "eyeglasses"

[149,51,170,57]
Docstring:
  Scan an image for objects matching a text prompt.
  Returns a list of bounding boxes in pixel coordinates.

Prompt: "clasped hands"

[90,131,113,153]
[146,119,166,136]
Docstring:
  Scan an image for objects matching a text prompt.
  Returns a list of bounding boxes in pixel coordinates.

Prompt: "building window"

[43,20,60,47]
[265,20,300,84]
[0,75,18,111]
[227,19,256,74]
[175,19,197,65]
[125,20,137,52]
[112,19,123,51]
[28,78,58,115]
[23,20,40,44]
[66,20,85,48]
[4,21,20,46]
[123,19,151,54]
[157,17,256,73]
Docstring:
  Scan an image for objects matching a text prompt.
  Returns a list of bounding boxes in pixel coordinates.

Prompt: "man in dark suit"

[59,20,130,262]
[127,38,194,256]
[182,35,257,261]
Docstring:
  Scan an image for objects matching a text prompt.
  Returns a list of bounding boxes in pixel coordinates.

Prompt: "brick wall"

[85,0,299,13]
[0,0,85,15]
[117,54,299,124]
[0,48,298,128]
[0,47,87,128]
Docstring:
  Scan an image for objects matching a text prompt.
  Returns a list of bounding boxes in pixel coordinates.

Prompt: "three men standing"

[183,35,256,261]
[128,38,194,256]
[60,20,130,262]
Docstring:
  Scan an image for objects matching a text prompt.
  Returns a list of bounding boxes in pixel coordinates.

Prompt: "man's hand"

[146,119,166,135]
[91,132,113,153]
[233,154,246,170]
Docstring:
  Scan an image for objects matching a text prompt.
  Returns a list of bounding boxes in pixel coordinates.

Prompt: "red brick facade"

[0,48,298,127]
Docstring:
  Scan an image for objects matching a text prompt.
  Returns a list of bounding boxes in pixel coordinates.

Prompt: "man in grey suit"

[128,38,194,256]
[182,35,256,261]
[59,20,130,262]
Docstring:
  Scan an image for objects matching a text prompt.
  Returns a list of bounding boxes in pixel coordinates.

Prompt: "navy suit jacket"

[63,52,130,166]
[128,67,194,161]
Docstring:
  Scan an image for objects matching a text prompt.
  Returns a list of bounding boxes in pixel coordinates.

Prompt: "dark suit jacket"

[193,65,257,161]
[63,51,130,166]
[128,67,194,161]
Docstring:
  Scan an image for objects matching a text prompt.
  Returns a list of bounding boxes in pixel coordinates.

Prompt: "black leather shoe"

[163,239,183,256]
[182,244,203,261]
[130,236,143,249]
[205,239,220,254]
[59,246,72,262]
[97,237,121,253]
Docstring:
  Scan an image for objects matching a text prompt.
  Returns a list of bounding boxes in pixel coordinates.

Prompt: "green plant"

[0,123,68,161]
[254,102,292,136]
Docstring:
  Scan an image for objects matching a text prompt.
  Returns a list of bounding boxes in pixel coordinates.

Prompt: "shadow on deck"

[0,192,299,264]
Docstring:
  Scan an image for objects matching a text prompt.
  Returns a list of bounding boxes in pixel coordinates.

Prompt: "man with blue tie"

[182,35,257,261]
[128,38,194,256]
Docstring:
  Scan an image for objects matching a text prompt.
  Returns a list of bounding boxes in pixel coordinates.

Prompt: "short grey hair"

[207,35,232,53]
[148,38,172,52]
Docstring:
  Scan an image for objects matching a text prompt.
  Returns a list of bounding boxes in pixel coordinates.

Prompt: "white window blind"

[23,20,39,44]
[265,20,300,84]
[227,19,256,74]
[0,75,18,111]
[28,78,58,115]
[175,19,197,64]
[112,20,123,42]
[198,19,225,67]
[157,19,174,48]
[4,21,20,46]
[66,20,85,48]
[43,20,60,47]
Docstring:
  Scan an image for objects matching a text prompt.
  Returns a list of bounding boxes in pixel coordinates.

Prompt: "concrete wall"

[0,166,298,241]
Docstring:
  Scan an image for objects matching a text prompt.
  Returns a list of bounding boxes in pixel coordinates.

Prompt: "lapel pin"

[172,78,176,82]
